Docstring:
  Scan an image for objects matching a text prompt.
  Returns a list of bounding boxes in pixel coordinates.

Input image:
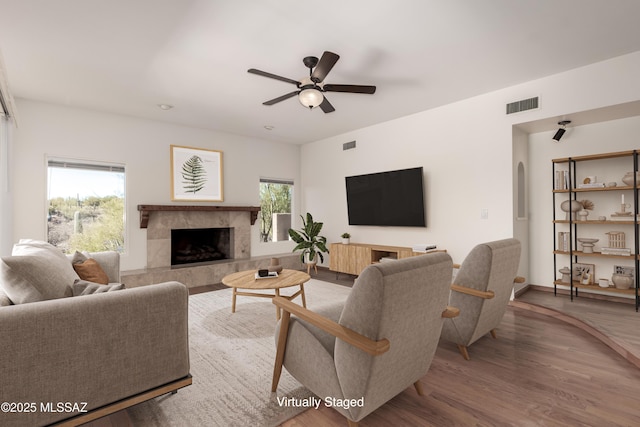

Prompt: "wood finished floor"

[84,271,640,426]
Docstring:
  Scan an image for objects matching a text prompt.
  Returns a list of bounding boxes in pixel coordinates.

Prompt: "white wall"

[301,51,640,268]
[528,116,640,293]
[11,100,300,270]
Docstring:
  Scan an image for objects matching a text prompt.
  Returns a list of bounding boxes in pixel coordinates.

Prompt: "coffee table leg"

[299,283,307,308]
[275,289,281,320]
[232,288,237,313]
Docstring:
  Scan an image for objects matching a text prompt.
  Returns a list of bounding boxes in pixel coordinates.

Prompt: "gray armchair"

[440,238,522,360]
[271,252,458,426]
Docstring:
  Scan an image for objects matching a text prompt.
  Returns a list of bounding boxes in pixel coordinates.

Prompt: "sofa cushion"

[71,279,125,296]
[73,258,110,285]
[0,239,79,304]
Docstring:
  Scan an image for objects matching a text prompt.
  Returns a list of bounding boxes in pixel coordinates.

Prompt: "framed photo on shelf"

[171,145,223,201]
[573,263,595,285]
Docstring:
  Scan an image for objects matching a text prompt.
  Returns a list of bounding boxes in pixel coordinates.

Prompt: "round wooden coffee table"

[221,269,311,320]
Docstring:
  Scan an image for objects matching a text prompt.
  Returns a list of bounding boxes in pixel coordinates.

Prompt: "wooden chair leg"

[272,311,291,392]
[457,344,470,361]
[413,380,425,396]
[346,419,358,427]
[490,329,497,339]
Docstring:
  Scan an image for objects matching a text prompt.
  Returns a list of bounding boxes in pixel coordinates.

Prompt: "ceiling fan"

[247,51,376,113]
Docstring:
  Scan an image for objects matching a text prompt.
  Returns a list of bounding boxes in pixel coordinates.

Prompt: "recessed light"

[264,125,274,130]
[157,104,174,110]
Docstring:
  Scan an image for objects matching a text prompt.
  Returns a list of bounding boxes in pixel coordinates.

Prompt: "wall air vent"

[506,97,539,115]
[343,141,356,150]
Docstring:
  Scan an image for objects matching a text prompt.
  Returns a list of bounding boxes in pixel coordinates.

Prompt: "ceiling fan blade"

[248,69,300,86]
[319,96,335,113]
[263,91,299,105]
[311,51,340,83]
[323,84,376,94]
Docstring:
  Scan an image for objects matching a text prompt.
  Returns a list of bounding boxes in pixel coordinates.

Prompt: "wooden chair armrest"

[452,263,461,269]
[442,306,460,318]
[514,276,526,284]
[450,284,495,299]
[272,297,390,356]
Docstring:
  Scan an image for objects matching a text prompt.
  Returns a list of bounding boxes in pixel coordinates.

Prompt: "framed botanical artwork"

[171,145,223,201]
[572,263,595,285]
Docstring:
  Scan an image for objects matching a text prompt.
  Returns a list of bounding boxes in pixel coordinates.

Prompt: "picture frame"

[572,263,595,285]
[171,145,223,202]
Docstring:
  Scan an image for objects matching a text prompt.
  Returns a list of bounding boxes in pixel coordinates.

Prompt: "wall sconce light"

[552,120,571,141]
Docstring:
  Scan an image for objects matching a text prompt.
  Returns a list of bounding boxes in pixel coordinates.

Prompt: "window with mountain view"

[47,159,126,253]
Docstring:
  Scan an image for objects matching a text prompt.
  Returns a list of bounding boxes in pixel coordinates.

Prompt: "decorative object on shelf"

[621,171,640,186]
[170,145,223,202]
[611,272,633,290]
[602,231,632,255]
[577,238,598,254]
[606,182,617,187]
[267,257,283,274]
[561,199,593,220]
[578,176,605,189]
[598,216,607,221]
[288,212,329,274]
[598,278,610,288]
[340,232,351,245]
[559,267,571,283]
[560,200,583,220]
[572,263,595,285]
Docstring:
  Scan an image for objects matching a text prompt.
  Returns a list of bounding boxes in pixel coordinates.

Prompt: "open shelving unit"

[552,150,640,311]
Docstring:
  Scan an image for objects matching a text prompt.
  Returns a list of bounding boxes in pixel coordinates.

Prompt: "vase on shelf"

[611,273,633,290]
[560,200,583,220]
[621,171,640,186]
[559,267,571,283]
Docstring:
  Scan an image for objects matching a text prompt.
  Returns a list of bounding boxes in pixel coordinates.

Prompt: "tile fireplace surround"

[121,205,299,288]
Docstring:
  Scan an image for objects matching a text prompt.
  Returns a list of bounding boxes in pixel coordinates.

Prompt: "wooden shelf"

[554,250,637,260]
[137,204,261,228]
[553,150,637,163]
[553,185,637,193]
[553,280,636,295]
[554,219,636,225]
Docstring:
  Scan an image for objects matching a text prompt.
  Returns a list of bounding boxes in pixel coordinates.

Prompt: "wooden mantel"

[137,205,261,228]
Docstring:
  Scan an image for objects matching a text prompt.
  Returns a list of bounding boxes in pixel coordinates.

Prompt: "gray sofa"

[0,246,191,426]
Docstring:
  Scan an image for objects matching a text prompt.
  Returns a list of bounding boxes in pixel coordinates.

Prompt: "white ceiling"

[1,0,639,144]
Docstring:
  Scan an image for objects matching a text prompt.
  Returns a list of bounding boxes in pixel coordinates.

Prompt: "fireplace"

[171,227,233,266]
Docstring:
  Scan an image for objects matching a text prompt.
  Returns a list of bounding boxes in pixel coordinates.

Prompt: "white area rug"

[128,279,350,426]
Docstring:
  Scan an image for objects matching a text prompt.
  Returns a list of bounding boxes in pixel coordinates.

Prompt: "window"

[259,178,292,242]
[47,159,125,253]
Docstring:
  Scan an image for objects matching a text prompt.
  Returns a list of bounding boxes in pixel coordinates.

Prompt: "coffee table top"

[222,269,311,290]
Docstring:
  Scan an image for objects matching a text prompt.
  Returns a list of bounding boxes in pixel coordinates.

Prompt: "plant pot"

[342,238,350,245]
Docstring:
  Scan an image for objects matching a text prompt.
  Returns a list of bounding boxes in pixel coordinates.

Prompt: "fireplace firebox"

[171,227,232,266]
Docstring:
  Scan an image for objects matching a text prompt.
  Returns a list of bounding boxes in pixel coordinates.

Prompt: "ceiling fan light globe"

[298,88,323,109]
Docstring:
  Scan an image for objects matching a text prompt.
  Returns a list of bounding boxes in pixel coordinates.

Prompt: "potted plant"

[341,232,351,245]
[288,213,329,274]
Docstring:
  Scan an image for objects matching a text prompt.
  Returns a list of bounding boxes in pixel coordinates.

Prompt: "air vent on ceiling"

[343,141,356,150]
[506,97,539,115]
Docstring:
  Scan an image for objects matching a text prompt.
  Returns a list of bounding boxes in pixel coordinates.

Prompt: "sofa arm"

[0,281,189,427]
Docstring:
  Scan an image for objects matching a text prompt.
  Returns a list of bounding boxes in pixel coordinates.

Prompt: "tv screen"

[345,167,426,227]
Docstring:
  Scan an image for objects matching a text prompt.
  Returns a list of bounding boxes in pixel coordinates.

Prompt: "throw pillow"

[71,279,125,296]
[0,253,78,304]
[73,258,110,285]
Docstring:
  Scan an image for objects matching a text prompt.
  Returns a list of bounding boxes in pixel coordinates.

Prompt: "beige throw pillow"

[1,239,80,304]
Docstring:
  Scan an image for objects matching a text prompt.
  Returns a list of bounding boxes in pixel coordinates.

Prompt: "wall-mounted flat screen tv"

[345,167,426,227]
